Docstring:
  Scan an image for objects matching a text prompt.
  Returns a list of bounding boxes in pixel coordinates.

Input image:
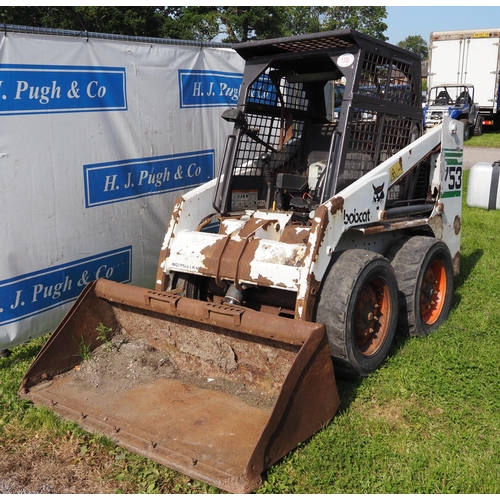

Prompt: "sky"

[384,5,500,45]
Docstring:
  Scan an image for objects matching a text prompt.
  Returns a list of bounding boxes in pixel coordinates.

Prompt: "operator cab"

[213,30,424,222]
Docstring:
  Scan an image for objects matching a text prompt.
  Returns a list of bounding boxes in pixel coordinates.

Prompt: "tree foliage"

[0,6,388,43]
[0,6,166,37]
[397,35,429,60]
[284,6,388,40]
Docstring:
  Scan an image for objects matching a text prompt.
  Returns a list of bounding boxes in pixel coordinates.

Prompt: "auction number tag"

[337,53,355,68]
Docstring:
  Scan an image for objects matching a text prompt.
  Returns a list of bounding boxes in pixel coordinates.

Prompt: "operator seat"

[456,91,472,105]
[435,90,451,105]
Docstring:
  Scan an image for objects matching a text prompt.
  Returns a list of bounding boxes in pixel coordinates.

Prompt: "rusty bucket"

[19,279,339,493]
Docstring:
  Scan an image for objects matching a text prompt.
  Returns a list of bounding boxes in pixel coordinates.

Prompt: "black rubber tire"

[388,236,454,337]
[316,250,399,378]
[460,118,470,141]
[474,116,483,137]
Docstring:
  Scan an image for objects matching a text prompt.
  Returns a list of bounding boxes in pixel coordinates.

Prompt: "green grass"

[467,128,500,148]
[2,171,500,493]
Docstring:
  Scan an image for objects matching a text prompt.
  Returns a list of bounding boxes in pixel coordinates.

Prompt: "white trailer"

[428,29,500,125]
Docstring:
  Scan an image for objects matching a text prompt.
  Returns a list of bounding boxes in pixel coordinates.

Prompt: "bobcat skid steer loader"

[20,30,463,493]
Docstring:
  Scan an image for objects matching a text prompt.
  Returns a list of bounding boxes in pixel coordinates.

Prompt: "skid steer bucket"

[19,279,339,493]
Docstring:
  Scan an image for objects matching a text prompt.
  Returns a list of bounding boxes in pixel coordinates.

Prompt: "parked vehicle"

[428,29,500,127]
[424,83,483,140]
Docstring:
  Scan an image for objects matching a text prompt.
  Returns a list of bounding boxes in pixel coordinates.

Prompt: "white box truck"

[427,29,500,127]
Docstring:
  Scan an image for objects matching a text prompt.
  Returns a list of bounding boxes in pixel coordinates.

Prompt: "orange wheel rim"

[420,259,446,325]
[354,278,391,357]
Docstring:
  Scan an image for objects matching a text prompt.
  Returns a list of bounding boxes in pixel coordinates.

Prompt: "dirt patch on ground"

[0,431,132,494]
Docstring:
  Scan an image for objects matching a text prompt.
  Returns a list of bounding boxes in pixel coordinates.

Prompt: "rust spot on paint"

[295,199,343,320]
[295,272,321,321]
[238,218,272,238]
[253,275,275,287]
[329,196,344,216]
[280,226,310,244]
[155,197,186,292]
[454,215,461,235]
[171,196,185,223]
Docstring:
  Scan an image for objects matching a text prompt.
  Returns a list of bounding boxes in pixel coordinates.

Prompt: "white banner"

[0,31,244,349]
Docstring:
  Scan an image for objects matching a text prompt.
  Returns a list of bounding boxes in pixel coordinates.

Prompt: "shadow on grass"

[454,249,483,285]
[0,336,48,371]
[333,375,364,414]
[450,248,483,311]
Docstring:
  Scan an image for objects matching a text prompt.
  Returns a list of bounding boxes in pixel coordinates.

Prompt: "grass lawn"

[262,185,500,493]
[1,170,500,493]
[467,127,500,148]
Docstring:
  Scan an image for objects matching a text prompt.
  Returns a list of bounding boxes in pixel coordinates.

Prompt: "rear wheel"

[474,116,483,137]
[460,118,470,141]
[316,250,399,378]
[388,236,454,337]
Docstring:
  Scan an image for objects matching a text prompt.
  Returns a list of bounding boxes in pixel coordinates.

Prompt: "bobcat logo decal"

[372,183,385,206]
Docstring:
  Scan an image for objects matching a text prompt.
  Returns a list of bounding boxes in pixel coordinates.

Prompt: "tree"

[283,6,388,40]
[161,7,220,41]
[218,6,289,43]
[397,35,429,60]
[0,6,167,38]
[0,6,389,43]
[213,6,388,42]
[161,6,289,43]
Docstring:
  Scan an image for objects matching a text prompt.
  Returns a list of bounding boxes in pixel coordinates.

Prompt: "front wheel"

[460,118,470,141]
[315,250,399,378]
[388,236,454,337]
